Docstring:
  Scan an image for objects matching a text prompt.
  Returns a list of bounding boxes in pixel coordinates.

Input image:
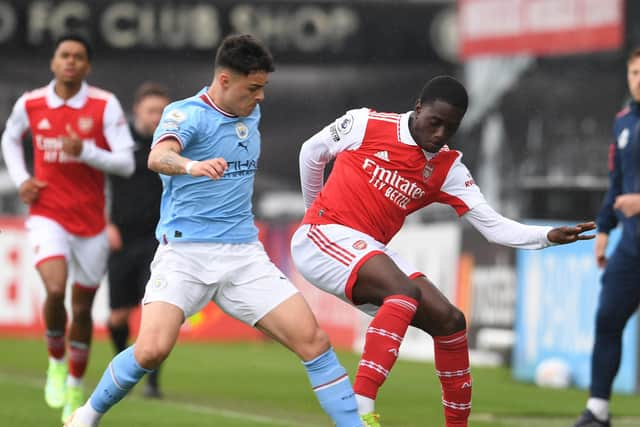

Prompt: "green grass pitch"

[0,337,639,426]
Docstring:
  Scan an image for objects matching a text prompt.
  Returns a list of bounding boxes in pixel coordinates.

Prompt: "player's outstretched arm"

[546,222,596,244]
[148,138,227,179]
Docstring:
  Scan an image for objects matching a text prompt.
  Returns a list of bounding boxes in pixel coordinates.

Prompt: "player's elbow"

[113,155,135,177]
[298,141,310,166]
[148,150,160,172]
[122,156,135,177]
[484,234,500,245]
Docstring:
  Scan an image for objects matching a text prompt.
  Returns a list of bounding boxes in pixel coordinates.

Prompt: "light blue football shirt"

[152,88,261,243]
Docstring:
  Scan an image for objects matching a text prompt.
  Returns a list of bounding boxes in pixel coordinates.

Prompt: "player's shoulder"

[335,107,374,131]
[15,86,47,108]
[366,108,402,123]
[615,106,630,119]
[433,148,464,166]
[614,104,634,120]
[87,85,117,102]
[21,85,48,103]
[163,97,204,123]
[164,97,202,115]
[334,107,369,125]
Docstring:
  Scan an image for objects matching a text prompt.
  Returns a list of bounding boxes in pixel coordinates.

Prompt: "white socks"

[67,375,83,387]
[74,403,103,426]
[355,394,375,414]
[587,397,609,421]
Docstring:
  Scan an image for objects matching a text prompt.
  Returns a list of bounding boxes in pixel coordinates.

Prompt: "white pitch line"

[0,371,321,427]
[149,400,319,427]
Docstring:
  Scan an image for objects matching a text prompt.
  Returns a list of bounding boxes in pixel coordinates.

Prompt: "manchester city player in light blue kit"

[66,34,363,427]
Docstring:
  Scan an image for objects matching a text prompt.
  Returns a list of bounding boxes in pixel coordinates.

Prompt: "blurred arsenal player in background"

[0,34,134,423]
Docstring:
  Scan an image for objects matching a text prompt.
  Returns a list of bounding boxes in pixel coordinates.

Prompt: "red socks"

[69,341,90,379]
[434,330,472,427]
[46,330,66,359]
[354,295,418,399]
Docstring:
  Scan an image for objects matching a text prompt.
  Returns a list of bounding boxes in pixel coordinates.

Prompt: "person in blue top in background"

[65,34,363,427]
[574,47,640,427]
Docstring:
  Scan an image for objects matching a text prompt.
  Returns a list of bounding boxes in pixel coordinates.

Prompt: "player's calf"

[354,294,418,416]
[433,329,472,427]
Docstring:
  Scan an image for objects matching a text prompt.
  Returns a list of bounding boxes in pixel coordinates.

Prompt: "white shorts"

[143,241,299,325]
[25,215,109,287]
[291,224,423,316]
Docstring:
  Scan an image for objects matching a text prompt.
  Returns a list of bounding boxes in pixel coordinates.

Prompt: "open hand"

[61,124,83,156]
[18,178,47,204]
[547,221,596,244]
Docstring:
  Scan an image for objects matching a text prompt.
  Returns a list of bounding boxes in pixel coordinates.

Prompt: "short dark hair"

[214,34,275,75]
[419,75,468,113]
[133,82,170,105]
[53,34,93,62]
[628,47,640,64]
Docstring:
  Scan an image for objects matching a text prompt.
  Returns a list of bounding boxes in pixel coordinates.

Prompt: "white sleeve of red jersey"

[78,95,135,177]
[299,108,369,208]
[438,154,487,213]
[463,203,553,249]
[0,95,31,187]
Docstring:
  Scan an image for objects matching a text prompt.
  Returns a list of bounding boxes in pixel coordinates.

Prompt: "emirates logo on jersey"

[422,163,434,182]
[352,240,367,250]
[77,117,94,133]
[363,158,425,210]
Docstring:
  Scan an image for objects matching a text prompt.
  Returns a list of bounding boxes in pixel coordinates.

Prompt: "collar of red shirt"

[46,80,88,109]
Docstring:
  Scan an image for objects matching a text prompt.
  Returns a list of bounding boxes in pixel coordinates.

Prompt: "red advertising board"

[458,0,624,58]
[0,217,358,348]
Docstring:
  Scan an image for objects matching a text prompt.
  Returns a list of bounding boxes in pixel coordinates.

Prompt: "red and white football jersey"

[2,81,133,236]
[301,108,486,244]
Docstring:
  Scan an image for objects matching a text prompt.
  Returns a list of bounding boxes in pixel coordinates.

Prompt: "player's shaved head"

[419,76,468,113]
[215,34,275,75]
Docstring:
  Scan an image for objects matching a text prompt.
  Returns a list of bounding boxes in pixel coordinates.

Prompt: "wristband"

[185,160,198,175]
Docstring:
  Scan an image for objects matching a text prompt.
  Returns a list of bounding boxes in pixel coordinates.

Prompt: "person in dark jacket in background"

[574,47,640,427]
[106,82,170,398]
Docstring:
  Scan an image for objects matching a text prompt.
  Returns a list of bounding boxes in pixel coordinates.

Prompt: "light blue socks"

[89,346,152,413]
[303,347,361,427]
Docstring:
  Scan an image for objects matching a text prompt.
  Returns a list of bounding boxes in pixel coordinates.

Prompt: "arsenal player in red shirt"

[1,35,134,423]
[291,76,595,427]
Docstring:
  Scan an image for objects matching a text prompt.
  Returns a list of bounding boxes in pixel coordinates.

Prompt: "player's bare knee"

[108,309,129,327]
[298,327,331,361]
[442,306,466,335]
[400,282,421,302]
[46,289,65,305]
[71,303,93,324]
[134,342,169,369]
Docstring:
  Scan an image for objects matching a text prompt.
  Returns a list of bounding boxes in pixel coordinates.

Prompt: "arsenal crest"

[78,117,94,133]
[352,240,367,250]
[422,163,434,182]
